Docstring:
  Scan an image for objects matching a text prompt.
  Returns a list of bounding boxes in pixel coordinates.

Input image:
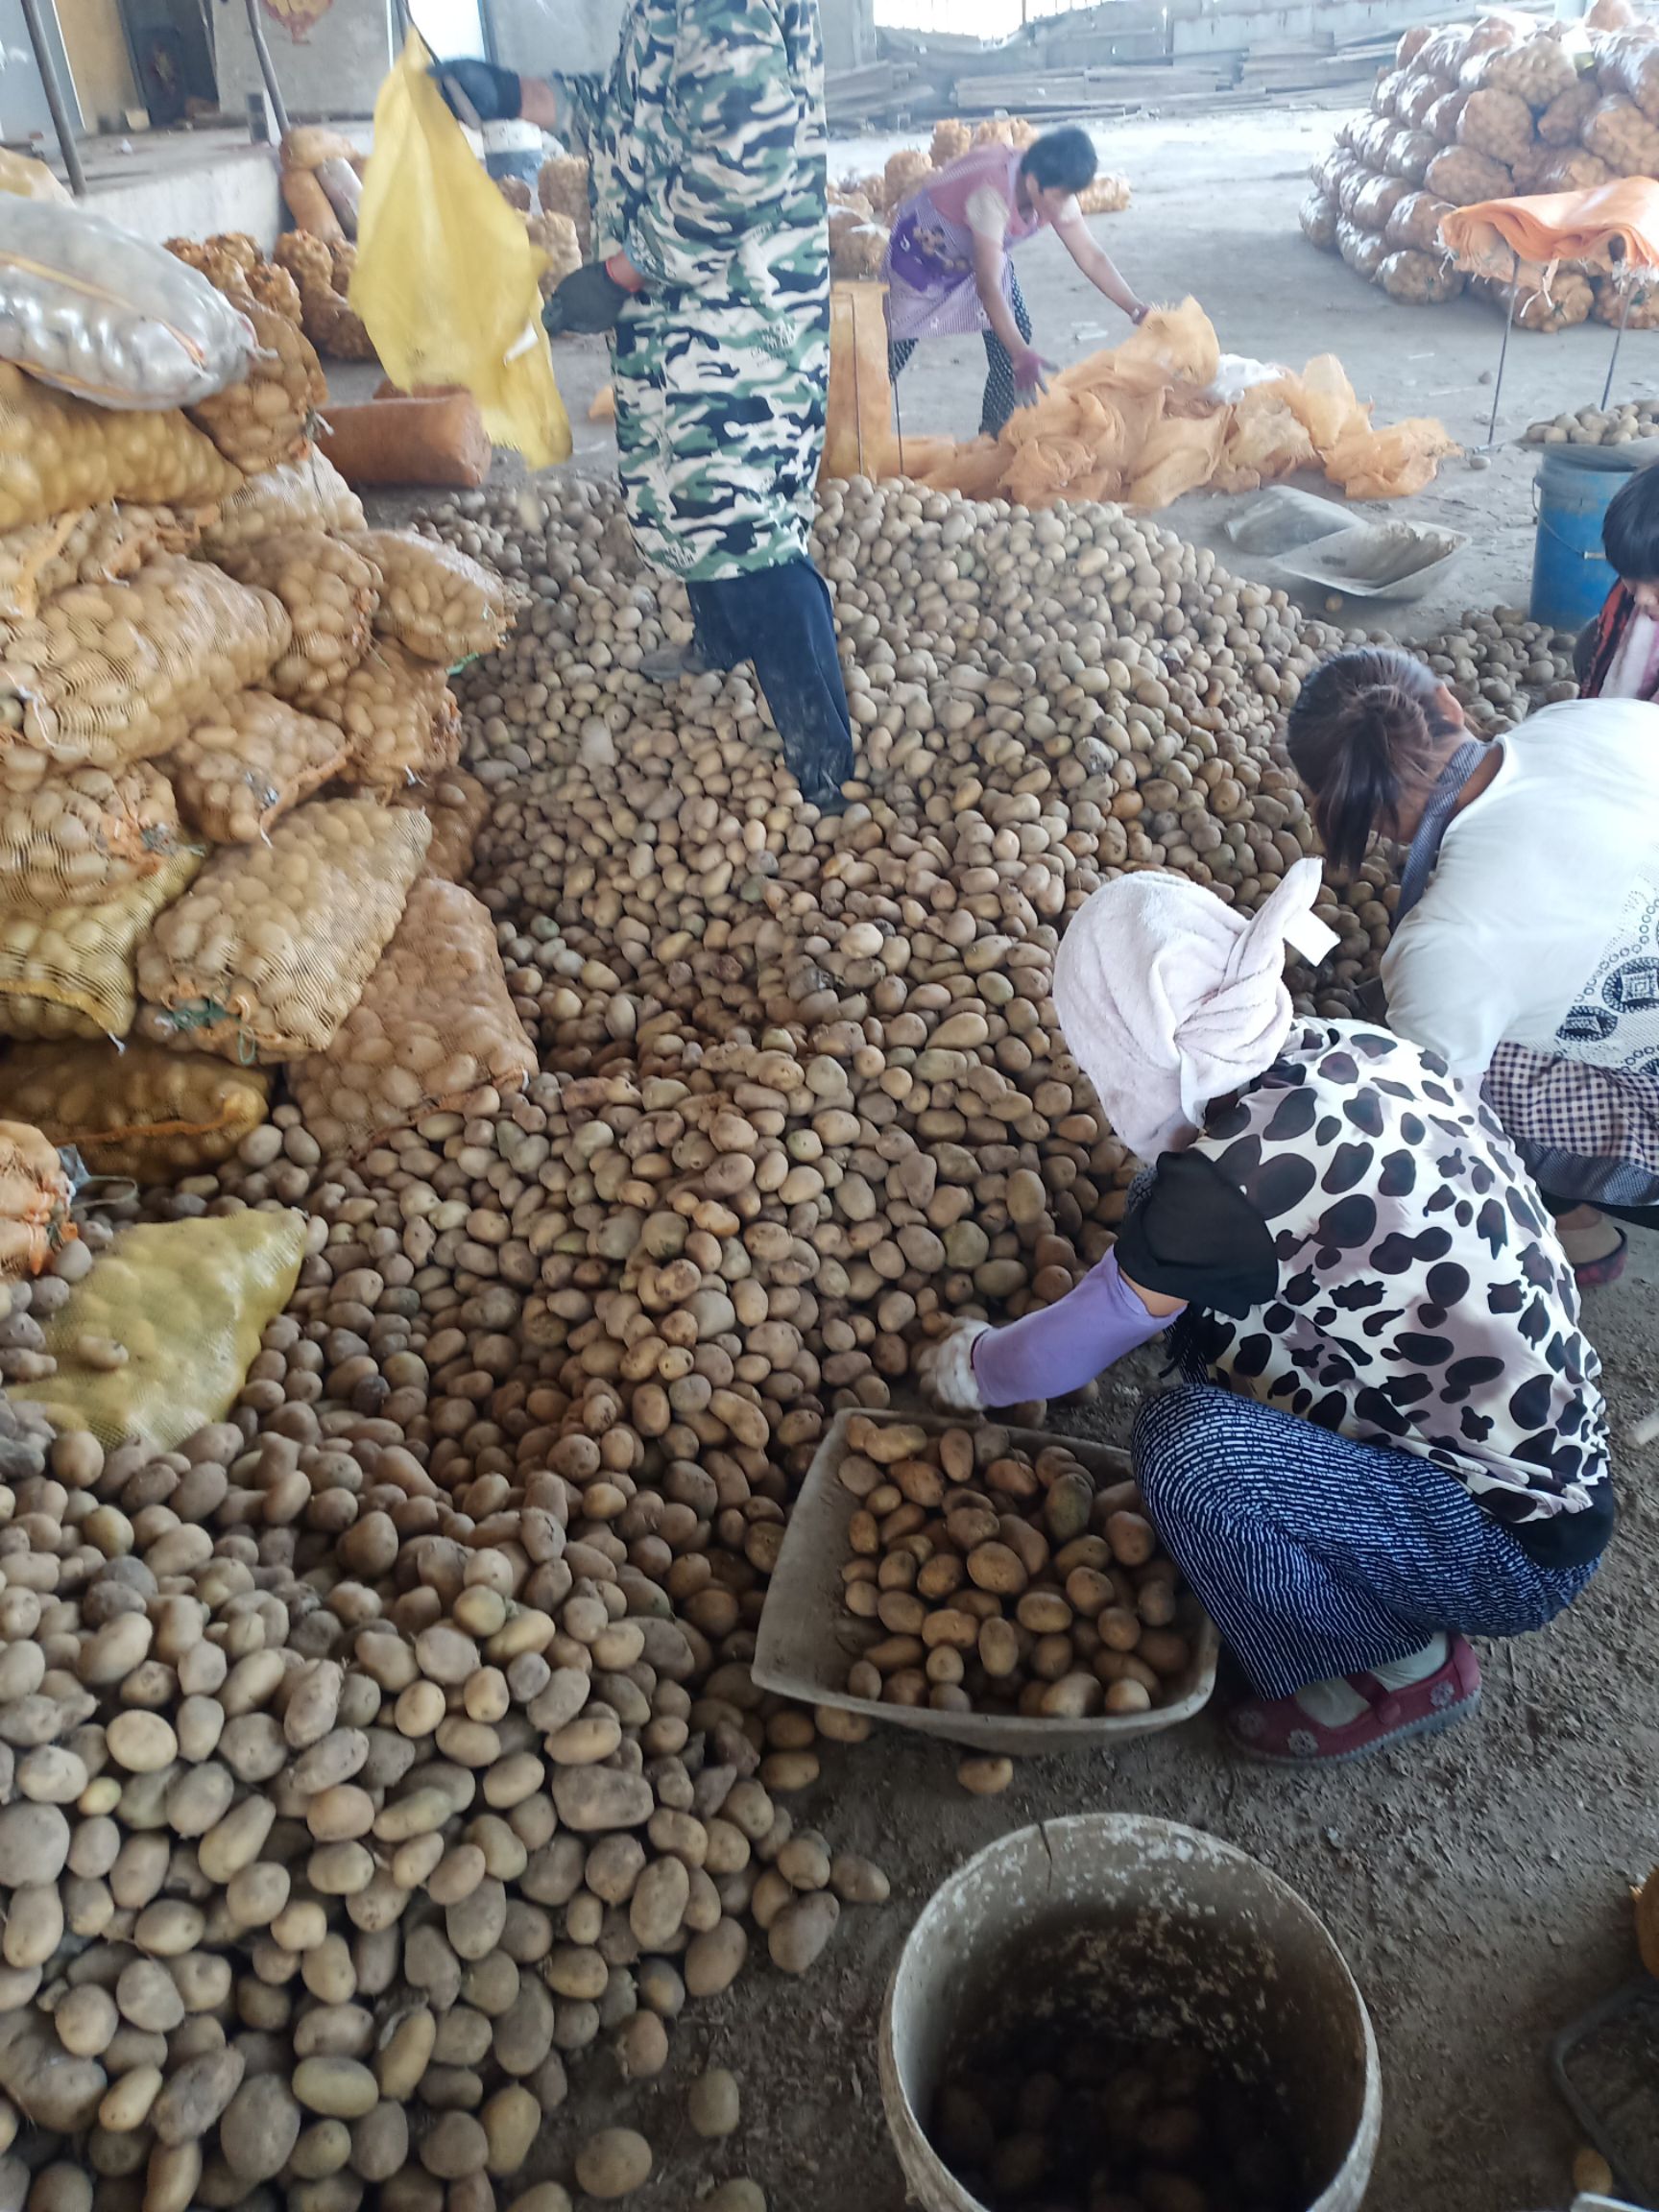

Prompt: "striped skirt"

[1133,1384,1599,1700]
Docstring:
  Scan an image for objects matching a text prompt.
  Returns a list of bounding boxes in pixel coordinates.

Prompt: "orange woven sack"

[0,556,290,787]
[0,1119,74,1277]
[290,876,536,1156]
[0,1040,270,1182]
[136,798,429,1062]
[0,763,184,911]
[0,849,201,1042]
[167,691,349,844]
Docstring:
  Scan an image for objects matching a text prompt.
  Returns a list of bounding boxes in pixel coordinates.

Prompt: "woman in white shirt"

[1286,646,1659,1286]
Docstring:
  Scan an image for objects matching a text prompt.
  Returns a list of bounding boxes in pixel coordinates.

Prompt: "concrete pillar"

[819,0,875,72]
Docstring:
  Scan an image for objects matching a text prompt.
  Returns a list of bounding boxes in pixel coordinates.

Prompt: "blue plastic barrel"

[1529,445,1657,631]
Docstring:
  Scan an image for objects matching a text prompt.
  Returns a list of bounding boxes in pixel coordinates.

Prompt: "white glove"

[916,1319,990,1412]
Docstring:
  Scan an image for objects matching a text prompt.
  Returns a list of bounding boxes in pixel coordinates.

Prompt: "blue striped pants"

[1133,1385,1598,1701]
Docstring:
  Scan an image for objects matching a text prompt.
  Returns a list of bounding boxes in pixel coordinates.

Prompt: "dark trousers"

[685,558,854,808]
[887,269,1033,438]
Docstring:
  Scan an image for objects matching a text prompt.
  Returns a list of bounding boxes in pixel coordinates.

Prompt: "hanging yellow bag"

[12,1210,306,1451]
[351,32,571,469]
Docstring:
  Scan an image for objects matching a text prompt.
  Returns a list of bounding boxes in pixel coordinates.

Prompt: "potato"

[573,2128,653,2200]
[686,2066,740,2138]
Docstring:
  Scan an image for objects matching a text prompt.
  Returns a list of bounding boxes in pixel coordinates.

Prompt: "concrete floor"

[506,98,1659,2212]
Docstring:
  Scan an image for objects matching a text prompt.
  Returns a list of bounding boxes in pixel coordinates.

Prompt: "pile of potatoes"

[931,2017,1301,2212]
[1524,397,1659,445]
[837,1418,1193,1719]
[1412,605,1578,735]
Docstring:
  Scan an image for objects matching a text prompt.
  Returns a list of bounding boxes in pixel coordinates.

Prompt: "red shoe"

[1225,1636,1482,1767]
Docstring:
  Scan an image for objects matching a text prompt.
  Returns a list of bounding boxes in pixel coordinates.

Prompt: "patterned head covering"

[1053,860,1337,1162]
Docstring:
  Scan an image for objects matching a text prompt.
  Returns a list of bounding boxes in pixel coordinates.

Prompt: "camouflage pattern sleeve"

[625,0,800,284]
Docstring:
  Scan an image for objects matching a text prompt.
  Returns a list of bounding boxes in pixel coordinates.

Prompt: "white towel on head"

[1052,859,1336,1163]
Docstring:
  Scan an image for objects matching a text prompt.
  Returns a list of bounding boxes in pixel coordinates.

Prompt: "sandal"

[1226,1636,1482,1767]
[1573,1228,1628,1291]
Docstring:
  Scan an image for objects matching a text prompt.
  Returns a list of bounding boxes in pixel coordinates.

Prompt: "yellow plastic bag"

[822,282,899,482]
[352,32,571,469]
[13,1210,306,1451]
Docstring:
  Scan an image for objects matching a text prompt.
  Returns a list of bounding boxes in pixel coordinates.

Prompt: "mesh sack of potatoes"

[12,1209,305,1451]
[200,447,365,558]
[135,797,430,1061]
[1312,147,1358,197]
[0,555,290,787]
[211,528,381,703]
[0,362,241,534]
[289,875,537,1156]
[1336,166,1378,219]
[1386,190,1456,253]
[0,502,194,621]
[1471,264,1594,327]
[0,847,199,1041]
[311,638,461,793]
[1426,143,1513,204]
[931,119,972,165]
[1486,32,1580,107]
[1336,218,1390,278]
[339,528,517,662]
[1418,23,1474,80]
[1398,73,1445,128]
[0,762,184,911]
[1352,114,1394,167]
[0,1118,72,1277]
[538,154,592,254]
[1077,175,1132,215]
[1457,85,1538,163]
[185,290,327,475]
[1599,27,1659,117]
[527,209,583,297]
[167,689,349,844]
[1593,275,1659,327]
[1379,249,1466,303]
[1350,173,1410,229]
[1373,68,1405,114]
[273,232,374,361]
[391,765,491,880]
[1512,142,1613,192]
[1426,89,1473,145]
[883,148,933,210]
[1583,94,1659,173]
[1539,76,1601,142]
[0,1037,270,1180]
[1383,127,1438,182]
[1299,191,1339,251]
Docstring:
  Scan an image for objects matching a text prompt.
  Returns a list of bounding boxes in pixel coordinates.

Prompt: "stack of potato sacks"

[168,231,374,366]
[829,117,1133,282]
[1302,0,1659,328]
[0,237,532,1194]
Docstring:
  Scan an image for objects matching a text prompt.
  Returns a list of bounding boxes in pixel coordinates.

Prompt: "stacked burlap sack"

[1302,0,1659,328]
[0,200,533,1186]
[827,117,1134,281]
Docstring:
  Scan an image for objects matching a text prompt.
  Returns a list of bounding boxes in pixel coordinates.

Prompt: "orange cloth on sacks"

[1440,178,1659,279]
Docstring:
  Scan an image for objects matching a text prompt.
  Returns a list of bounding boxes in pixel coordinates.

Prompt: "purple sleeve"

[969,1248,1177,1407]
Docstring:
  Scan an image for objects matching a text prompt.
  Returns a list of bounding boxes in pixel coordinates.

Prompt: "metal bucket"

[879,1815,1382,2212]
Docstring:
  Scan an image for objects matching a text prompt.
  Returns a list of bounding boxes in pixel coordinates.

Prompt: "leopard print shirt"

[1182,1022,1609,1529]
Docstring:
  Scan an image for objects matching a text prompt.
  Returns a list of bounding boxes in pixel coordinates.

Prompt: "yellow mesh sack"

[0,363,242,533]
[352,32,571,469]
[0,1119,74,1278]
[168,690,349,844]
[0,505,215,624]
[393,767,491,881]
[290,876,536,1157]
[314,639,461,795]
[0,763,184,910]
[201,449,365,559]
[12,1210,306,1450]
[0,848,200,1041]
[0,555,290,788]
[213,529,380,703]
[136,798,430,1061]
[538,155,592,255]
[0,1039,270,1181]
[340,529,517,663]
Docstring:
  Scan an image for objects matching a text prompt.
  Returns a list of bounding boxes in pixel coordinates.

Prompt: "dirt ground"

[416,100,1659,2212]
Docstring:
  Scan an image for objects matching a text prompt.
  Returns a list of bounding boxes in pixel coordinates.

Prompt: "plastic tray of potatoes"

[754,1407,1218,1755]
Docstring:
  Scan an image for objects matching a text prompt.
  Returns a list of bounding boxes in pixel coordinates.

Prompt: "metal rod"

[241,0,291,138]
[1601,260,1634,412]
[17,0,85,198]
[1486,247,1520,450]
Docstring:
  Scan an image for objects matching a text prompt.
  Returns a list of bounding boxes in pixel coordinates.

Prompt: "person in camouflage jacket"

[433,1,855,812]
